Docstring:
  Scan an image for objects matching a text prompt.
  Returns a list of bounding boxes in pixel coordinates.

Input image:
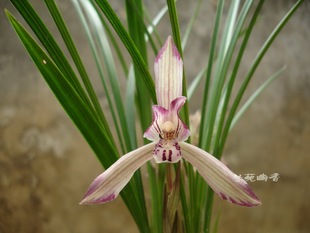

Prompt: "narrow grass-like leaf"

[79,1,150,231]
[199,1,257,232]
[126,0,152,132]
[201,0,253,152]
[166,0,189,127]
[186,162,196,232]
[166,0,182,56]
[125,0,152,182]
[93,0,156,104]
[142,21,159,55]
[203,186,215,232]
[212,207,221,233]
[147,163,164,233]
[44,0,109,134]
[182,0,203,51]
[222,0,240,57]
[138,5,162,50]
[145,4,168,45]
[72,0,126,154]
[80,0,134,152]
[125,66,138,149]
[125,1,152,230]
[6,10,151,233]
[218,0,304,155]
[6,11,117,166]
[198,0,224,148]
[212,0,262,157]
[202,2,260,231]
[196,1,225,231]
[187,65,207,100]
[100,17,129,77]
[230,67,286,131]
[8,1,92,114]
[180,174,190,233]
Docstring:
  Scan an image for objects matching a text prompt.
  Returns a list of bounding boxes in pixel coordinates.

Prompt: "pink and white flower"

[80,36,261,207]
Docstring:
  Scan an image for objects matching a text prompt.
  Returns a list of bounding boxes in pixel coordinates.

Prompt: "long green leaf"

[100,17,129,77]
[126,3,160,55]
[212,207,221,233]
[6,10,151,233]
[198,0,224,148]
[126,0,152,133]
[93,0,156,104]
[200,1,257,232]
[201,0,253,152]
[43,0,109,135]
[202,2,264,232]
[187,65,207,100]
[6,11,116,166]
[145,4,167,45]
[73,0,126,154]
[125,66,138,148]
[125,0,151,226]
[212,0,263,157]
[182,0,203,51]
[166,0,189,127]
[147,163,163,233]
[218,0,304,155]
[8,1,91,112]
[196,1,225,232]
[230,66,286,130]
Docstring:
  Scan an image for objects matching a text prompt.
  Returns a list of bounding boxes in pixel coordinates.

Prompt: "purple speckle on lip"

[168,150,172,162]
[162,149,167,161]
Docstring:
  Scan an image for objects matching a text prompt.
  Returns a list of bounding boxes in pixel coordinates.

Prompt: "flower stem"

[163,163,182,233]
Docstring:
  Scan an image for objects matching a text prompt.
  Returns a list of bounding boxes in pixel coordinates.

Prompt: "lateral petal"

[80,143,155,205]
[154,36,183,109]
[143,105,169,142]
[143,97,190,142]
[170,97,190,142]
[181,142,261,207]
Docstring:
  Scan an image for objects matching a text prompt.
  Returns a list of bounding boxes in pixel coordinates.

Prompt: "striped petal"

[80,143,155,205]
[143,105,168,142]
[170,97,190,142]
[181,142,261,207]
[154,36,183,109]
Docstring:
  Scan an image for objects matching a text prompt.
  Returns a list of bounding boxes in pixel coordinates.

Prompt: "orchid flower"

[80,36,261,207]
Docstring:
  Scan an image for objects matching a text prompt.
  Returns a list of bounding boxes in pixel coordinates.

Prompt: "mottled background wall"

[1,1,309,232]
